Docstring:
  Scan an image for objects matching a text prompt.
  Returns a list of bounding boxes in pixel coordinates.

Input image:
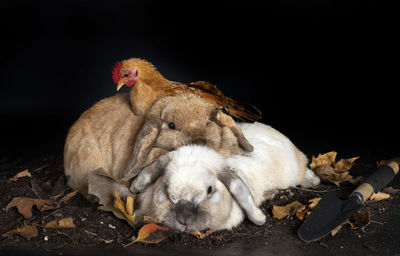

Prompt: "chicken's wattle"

[126,80,136,87]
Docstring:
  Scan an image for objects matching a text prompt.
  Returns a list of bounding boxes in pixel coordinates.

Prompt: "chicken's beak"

[116,82,125,91]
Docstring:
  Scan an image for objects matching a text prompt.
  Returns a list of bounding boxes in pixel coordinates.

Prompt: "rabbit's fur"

[64,94,142,196]
[64,93,253,196]
[132,122,320,231]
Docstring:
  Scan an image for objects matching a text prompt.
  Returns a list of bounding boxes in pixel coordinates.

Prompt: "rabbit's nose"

[175,200,197,226]
[177,213,195,227]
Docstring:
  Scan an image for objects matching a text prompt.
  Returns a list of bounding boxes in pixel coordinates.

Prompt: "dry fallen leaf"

[2,223,38,240]
[383,186,400,194]
[369,192,390,202]
[293,197,322,221]
[189,229,213,239]
[6,197,59,218]
[310,151,337,170]
[272,201,305,220]
[124,224,170,247]
[295,207,310,222]
[310,151,359,187]
[308,197,322,210]
[348,209,370,230]
[335,157,360,173]
[45,217,76,228]
[6,186,77,219]
[327,209,371,237]
[114,190,136,224]
[134,223,170,243]
[9,169,32,182]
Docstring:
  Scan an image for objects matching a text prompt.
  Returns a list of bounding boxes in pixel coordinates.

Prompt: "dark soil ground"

[1,153,399,256]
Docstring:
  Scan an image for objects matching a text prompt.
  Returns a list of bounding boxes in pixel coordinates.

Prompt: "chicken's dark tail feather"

[167,81,262,122]
[224,97,263,122]
[186,81,262,122]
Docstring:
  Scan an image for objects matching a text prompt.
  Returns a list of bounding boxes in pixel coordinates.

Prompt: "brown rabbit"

[122,93,254,182]
[64,93,253,197]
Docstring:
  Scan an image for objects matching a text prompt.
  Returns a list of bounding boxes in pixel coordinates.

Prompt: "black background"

[0,0,398,161]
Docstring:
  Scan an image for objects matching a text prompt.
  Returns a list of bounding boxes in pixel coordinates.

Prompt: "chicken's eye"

[124,72,130,77]
[207,186,213,194]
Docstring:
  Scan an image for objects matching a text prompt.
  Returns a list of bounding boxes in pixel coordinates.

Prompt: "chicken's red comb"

[112,61,122,83]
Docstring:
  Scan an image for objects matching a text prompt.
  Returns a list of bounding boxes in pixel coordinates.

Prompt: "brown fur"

[123,93,253,181]
[64,93,253,196]
[64,94,144,195]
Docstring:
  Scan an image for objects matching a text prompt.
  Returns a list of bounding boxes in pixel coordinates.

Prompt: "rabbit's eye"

[168,122,175,130]
[207,186,213,194]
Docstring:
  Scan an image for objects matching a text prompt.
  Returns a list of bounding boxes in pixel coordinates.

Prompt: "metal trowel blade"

[298,191,362,243]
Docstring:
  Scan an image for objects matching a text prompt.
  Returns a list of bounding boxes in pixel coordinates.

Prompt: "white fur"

[228,122,320,205]
[138,122,320,231]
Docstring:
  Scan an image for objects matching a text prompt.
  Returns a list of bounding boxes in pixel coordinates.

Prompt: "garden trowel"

[298,161,399,243]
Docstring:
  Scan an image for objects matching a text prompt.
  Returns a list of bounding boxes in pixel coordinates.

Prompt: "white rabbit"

[130,122,320,231]
[65,93,253,197]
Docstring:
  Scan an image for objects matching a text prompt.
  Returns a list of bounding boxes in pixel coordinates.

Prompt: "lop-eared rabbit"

[64,93,253,197]
[127,122,320,231]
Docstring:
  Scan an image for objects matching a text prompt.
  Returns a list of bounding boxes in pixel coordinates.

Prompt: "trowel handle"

[352,161,399,203]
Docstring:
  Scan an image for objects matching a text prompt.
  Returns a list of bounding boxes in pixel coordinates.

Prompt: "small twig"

[370,220,384,225]
[31,189,42,200]
[41,209,61,221]
[84,230,113,244]
[292,187,347,193]
[32,164,49,173]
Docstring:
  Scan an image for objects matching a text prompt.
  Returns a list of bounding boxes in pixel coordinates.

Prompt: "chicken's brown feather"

[115,58,262,121]
[162,81,262,121]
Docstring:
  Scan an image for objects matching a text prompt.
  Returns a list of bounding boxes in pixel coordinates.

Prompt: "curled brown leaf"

[2,223,38,240]
[310,151,359,187]
[124,224,170,247]
[348,209,370,230]
[189,229,213,239]
[6,197,59,218]
[308,197,322,210]
[45,217,76,228]
[272,201,305,220]
[9,169,31,182]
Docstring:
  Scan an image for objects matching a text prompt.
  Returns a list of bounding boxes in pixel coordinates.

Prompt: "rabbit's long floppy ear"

[129,154,170,193]
[209,109,254,153]
[218,168,266,225]
[124,118,162,181]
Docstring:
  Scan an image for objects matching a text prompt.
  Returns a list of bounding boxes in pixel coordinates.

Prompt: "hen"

[112,58,261,121]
